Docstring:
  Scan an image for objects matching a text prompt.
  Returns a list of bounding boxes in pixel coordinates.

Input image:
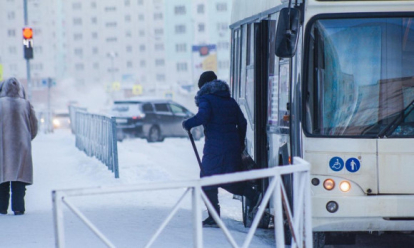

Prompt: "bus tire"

[313,232,326,248]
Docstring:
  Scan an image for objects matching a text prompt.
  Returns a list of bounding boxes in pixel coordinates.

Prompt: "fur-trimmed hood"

[0,77,27,99]
[195,80,230,106]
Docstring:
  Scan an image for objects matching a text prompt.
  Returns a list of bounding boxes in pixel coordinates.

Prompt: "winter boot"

[203,189,220,228]
[202,216,218,228]
[244,186,262,213]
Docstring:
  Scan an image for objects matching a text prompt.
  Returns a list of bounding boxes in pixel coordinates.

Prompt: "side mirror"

[275,7,301,58]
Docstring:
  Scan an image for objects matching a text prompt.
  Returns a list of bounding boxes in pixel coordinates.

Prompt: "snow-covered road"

[0,130,275,248]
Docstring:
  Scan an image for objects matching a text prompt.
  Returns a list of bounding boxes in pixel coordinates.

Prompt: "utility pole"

[23,0,32,101]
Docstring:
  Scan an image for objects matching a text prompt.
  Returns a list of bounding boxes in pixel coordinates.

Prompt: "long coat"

[183,80,247,188]
[0,78,38,185]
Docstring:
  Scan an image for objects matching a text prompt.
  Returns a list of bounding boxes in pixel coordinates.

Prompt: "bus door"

[237,20,270,186]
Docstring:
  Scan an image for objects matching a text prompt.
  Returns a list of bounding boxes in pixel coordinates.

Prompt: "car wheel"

[147,126,162,142]
[117,130,125,142]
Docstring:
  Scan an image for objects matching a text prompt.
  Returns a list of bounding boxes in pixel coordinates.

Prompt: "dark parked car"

[111,99,203,142]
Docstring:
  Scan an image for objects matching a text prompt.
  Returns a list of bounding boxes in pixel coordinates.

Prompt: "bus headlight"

[326,201,338,213]
[323,179,335,190]
[339,181,351,192]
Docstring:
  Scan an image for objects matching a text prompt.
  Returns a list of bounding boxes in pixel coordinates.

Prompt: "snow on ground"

[0,129,275,248]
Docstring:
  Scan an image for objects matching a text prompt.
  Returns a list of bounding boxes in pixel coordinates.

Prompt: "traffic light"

[22,27,33,60]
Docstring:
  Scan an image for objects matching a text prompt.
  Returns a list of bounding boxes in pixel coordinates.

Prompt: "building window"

[125,15,131,22]
[139,45,145,51]
[154,44,164,51]
[106,37,117,42]
[74,33,83,40]
[137,0,143,5]
[91,2,97,8]
[93,62,99,69]
[175,43,186,52]
[126,46,132,52]
[198,23,205,32]
[139,30,145,37]
[127,61,133,68]
[175,25,186,34]
[217,22,228,32]
[197,4,204,14]
[177,62,188,71]
[92,47,98,54]
[155,59,165,66]
[74,48,83,56]
[73,18,82,25]
[126,30,132,37]
[156,74,165,81]
[138,14,144,21]
[174,6,186,15]
[154,28,163,36]
[154,13,163,20]
[7,12,15,20]
[32,63,43,71]
[34,28,41,35]
[218,60,230,69]
[10,64,18,71]
[7,29,15,37]
[8,46,17,54]
[216,3,227,12]
[125,0,130,6]
[72,2,81,10]
[140,60,146,67]
[105,6,116,12]
[75,63,84,71]
[91,17,97,24]
[92,32,98,39]
[34,46,42,54]
[105,22,117,27]
[217,41,229,50]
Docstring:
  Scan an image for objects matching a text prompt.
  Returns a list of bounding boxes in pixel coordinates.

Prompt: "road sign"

[329,156,344,172]
[132,84,142,95]
[112,81,121,91]
[345,158,361,173]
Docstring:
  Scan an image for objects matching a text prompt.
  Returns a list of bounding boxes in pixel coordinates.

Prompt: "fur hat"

[198,71,217,89]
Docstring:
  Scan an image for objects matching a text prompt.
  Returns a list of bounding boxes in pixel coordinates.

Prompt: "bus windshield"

[306,17,414,137]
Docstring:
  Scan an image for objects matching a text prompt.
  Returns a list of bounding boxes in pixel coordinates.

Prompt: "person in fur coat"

[182,71,260,227]
[0,78,38,215]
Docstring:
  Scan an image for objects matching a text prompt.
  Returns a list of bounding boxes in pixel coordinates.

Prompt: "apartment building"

[0,0,232,108]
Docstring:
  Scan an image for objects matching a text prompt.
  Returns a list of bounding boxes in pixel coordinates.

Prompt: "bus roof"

[231,0,414,28]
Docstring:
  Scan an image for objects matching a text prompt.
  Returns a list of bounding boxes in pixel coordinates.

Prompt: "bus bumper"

[313,195,414,232]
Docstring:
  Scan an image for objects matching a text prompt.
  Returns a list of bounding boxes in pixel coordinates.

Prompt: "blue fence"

[69,106,119,178]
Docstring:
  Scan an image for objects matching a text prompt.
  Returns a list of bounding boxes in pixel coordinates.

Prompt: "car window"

[154,103,170,113]
[170,104,186,115]
[111,103,143,116]
[142,103,154,112]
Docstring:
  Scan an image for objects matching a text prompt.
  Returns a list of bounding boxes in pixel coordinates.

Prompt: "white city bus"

[230,0,414,246]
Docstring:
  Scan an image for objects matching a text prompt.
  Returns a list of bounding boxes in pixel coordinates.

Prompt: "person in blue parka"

[182,71,260,227]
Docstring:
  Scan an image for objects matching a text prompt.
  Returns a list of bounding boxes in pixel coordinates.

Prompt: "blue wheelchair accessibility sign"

[346,158,360,173]
[329,157,344,171]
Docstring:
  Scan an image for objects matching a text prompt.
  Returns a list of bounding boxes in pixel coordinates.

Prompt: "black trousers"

[203,182,256,218]
[0,181,27,213]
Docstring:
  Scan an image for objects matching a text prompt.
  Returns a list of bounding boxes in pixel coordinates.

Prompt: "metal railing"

[71,108,119,178]
[68,105,87,135]
[52,157,311,248]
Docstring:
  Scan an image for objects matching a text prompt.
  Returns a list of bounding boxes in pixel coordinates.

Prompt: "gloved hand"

[182,121,190,131]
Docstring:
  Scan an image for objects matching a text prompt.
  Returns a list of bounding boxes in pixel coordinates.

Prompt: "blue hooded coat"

[183,80,247,188]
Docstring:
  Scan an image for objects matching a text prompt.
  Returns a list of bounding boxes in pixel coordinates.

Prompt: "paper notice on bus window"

[268,76,279,125]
